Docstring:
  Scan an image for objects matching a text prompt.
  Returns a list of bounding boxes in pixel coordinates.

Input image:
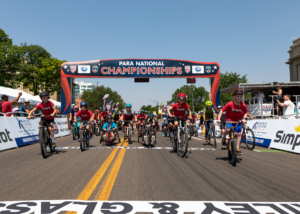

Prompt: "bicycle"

[224,121,240,167]
[147,120,156,146]
[72,120,80,141]
[94,120,101,136]
[206,119,217,148]
[173,116,189,157]
[138,122,145,144]
[29,115,55,159]
[123,120,135,144]
[187,121,198,140]
[79,121,91,151]
[241,122,255,150]
[162,120,169,137]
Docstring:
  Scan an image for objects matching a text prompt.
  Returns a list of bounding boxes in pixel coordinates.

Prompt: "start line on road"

[49,146,215,151]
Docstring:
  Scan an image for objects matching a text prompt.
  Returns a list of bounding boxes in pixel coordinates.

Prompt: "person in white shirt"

[256,89,265,103]
[277,94,295,119]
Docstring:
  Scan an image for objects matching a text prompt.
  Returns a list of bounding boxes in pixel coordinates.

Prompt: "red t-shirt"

[172,103,190,117]
[1,101,12,117]
[76,110,93,120]
[137,114,147,123]
[36,101,55,120]
[122,110,135,120]
[190,115,197,123]
[222,101,248,122]
[100,111,110,120]
[94,113,99,121]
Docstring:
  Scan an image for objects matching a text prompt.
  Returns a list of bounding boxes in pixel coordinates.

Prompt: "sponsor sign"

[0,117,18,151]
[185,65,190,73]
[78,65,90,74]
[205,66,211,73]
[70,65,76,73]
[55,118,71,137]
[192,65,204,74]
[92,65,98,73]
[0,200,299,214]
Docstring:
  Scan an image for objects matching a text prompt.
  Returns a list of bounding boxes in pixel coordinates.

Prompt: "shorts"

[199,121,204,125]
[220,121,226,129]
[124,121,133,126]
[41,118,54,128]
[80,120,90,128]
[174,117,186,127]
[226,123,242,133]
[205,120,214,130]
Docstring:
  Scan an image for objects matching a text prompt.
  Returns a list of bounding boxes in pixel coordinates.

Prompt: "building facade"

[74,81,95,99]
[286,37,300,81]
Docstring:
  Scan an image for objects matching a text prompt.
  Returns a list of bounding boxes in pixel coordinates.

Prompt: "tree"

[220,72,248,104]
[80,85,125,111]
[140,105,157,113]
[169,85,209,112]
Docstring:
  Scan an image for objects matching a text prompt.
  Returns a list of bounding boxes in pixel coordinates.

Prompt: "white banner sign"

[0,200,299,214]
[0,117,18,151]
[55,118,71,137]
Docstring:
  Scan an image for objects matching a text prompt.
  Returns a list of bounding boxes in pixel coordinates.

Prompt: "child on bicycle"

[93,110,100,129]
[217,88,248,155]
[203,101,218,142]
[102,115,117,141]
[167,93,192,129]
[100,107,110,126]
[74,102,94,141]
[137,110,147,137]
[28,91,57,147]
[146,114,157,139]
[120,103,137,138]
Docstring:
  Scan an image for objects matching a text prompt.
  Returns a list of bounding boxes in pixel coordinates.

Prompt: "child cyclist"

[28,91,57,147]
[146,114,157,140]
[121,103,137,138]
[203,101,218,142]
[167,93,192,129]
[217,88,248,155]
[137,110,147,137]
[166,108,175,137]
[100,107,110,126]
[102,115,117,141]
[93,109,100,131]
[74,102,94,141]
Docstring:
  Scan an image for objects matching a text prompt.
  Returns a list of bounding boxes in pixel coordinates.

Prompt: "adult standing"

[277,94,295,119]
[273,85,283,116]
[20,99,31,117]
[0,92,22,117]
[217,105,226,140]
[255,89,265,104]
[198,111,205,135]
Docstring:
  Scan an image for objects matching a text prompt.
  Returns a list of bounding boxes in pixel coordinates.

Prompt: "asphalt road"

[1,130,300,202]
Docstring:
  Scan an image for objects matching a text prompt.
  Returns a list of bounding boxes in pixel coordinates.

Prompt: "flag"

[109,99,113,104]
[101,94,109,111]
[171,101,175,105]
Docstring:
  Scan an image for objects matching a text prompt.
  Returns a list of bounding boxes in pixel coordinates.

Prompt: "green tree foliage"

[220,72,248,104]
[140,105,158,113]
[169,85,209,112]
[80,85,125,112]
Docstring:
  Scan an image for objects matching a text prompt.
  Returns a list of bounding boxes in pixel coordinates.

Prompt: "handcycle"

[241,120,255,150]
[79,121,91,151]
[28,114,55,158]
[205,119,217,148]
[143,120,156,147]
[100,124,121,145]
[172,116,189,157]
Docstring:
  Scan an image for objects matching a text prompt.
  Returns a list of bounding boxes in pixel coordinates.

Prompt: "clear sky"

[1,0,299,110]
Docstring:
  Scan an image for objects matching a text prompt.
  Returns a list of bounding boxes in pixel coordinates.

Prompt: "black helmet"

[107,115,112,120]
[39,91,49,98]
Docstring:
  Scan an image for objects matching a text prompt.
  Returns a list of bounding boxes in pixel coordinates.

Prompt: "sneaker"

[90,135,93,140]
[222,140,226,146]
[52,142,57,148]
[237,148,242,155]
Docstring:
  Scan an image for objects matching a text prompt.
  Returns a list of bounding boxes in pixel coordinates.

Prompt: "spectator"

[277,94,295,119]
[198,111,205,135]
[56,106,61,118]
[0,92,22,117]
[20,99,31,117]
[273,85,283,116]
[255,89,265,103]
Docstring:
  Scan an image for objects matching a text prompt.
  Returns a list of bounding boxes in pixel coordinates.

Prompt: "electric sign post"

[60,59,220,114]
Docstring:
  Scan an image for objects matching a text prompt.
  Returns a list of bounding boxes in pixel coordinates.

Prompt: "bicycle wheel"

[85,131,90,148]
[229,139,237,167]
[128,128,132,144]
[213,127,217,148]
[194,126,198,137]
[39,129,47,158]
[100,131,104,144]
[73,128,76,140]
[188,126,192,140]
[207,129,211,145]
[178,130,188,157]
[80,131,85,151]
[244,128,256,150]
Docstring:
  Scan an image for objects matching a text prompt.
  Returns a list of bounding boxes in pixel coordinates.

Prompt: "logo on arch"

[192,66,204,74]
[78,65,90,74]
[185,66,191,73]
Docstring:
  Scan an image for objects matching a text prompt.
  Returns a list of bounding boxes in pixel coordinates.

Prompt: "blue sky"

[1,0,299,110]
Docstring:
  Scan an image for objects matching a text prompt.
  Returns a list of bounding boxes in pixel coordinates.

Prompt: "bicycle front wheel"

[213,127,217,148]
[229,139,237,167]
[39,129,48,158]
[244,128,256,150]
[178,130,188,157]
[80,131,85,151]
[188,127,192,140]
[128,129,132,144]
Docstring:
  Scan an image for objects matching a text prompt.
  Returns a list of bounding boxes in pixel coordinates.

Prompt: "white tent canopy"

[0,86,40,105]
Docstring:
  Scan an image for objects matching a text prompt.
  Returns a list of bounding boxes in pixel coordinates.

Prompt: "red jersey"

[222,101,248,122]
[94,114,99,121]
[76,110,93,120]
[137,114,147,123]
[100,111,110,120]
[172,103,190,117]
[1,101,12,117]
[122,110,135,120]
[190,115,197,123]
[36,101,55,120]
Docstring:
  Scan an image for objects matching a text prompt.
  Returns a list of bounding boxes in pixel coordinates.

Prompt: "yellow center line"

[94,139,129,201]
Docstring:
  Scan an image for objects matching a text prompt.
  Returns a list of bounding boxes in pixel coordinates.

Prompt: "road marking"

[67,138,124,210]
[50,146,214,150]
[94,140,129,200]
[254,149,288,153]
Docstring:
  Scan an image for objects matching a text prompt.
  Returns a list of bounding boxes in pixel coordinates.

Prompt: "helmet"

[233,88,244,95]
[126,103,132,108]
[74,106,79,109]
[39,91,49,98]
[107,115,112,120]
[178,92,186,100]
[138,112,140,114]
[95,110,99,113]
[205,101,212,106]
[102,107,107,111]
[140,110,145,113]
[80,101,88,107]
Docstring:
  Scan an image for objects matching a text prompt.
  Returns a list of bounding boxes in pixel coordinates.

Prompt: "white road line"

[50,146,215,151]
